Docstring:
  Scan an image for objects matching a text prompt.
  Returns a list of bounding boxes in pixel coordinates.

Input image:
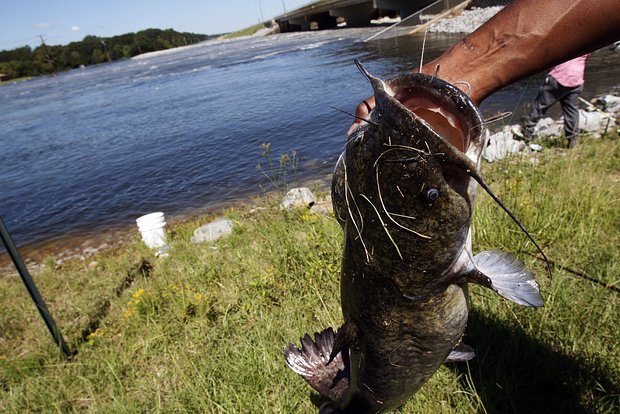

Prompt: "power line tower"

[39,35,57,76]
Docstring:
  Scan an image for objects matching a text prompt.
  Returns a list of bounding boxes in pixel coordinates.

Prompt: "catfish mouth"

[394,88,471,153]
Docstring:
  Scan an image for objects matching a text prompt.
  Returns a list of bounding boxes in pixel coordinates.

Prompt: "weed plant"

[0,135,618,413]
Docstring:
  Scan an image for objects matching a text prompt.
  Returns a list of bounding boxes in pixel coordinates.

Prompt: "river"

[1,27,618,263]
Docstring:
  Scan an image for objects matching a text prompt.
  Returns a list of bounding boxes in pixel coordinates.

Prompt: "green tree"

[0,29,212,79]
[69,50,82,67]
[91,48,106,64]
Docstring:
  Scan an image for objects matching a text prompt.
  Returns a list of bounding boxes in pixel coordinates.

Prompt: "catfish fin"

[284,327,350,403]
[445,342,475,363]
[468,250,544,307]
[329,319,358,364]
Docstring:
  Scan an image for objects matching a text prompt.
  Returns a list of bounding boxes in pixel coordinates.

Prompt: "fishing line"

[525,252,619,293]
[483,112,512,125]
[419,27,429,72]
[508,76,534,125]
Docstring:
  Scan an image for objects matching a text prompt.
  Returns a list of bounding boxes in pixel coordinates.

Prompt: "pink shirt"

[549,54,590,87]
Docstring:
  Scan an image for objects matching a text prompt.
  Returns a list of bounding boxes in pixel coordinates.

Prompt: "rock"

[279,187,317,210]
[578,110,609,133]
[155,245,171,257]
[592,94,620,115]
[190,218,234,243]
[428,6,504,34]
[483,127,528,162]
[534,117,563,137]
[309,205,330,216]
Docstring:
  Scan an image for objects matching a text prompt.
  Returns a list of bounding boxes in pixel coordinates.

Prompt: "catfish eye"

[425,188,440,203]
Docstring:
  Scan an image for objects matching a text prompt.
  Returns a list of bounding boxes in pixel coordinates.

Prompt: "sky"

[0,0,311,51]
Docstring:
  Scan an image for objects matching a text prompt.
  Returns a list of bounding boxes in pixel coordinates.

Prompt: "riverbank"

[0,179,332,275]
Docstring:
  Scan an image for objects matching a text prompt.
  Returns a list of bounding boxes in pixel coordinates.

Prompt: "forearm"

[421,0,620,103]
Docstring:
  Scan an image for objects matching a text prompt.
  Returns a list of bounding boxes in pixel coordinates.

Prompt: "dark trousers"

[524,75,583,141]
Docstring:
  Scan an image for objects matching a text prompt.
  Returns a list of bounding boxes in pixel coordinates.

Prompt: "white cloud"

[35,22,54,29]
[71,26,81,32]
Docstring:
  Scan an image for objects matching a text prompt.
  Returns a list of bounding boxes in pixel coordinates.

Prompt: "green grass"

[223,23,267,39]
[0,76,34,85]
[0,135,618,413]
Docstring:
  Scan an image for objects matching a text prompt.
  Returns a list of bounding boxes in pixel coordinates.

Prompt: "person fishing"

[347,0,620,135]
[514,54,590,148]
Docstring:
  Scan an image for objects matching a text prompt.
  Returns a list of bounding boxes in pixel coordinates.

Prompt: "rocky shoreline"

[484,94,619,162]
[0,189,332,276]
[428,6,504,33]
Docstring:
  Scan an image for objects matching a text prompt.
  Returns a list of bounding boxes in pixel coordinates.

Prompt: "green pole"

[0,215,72,358]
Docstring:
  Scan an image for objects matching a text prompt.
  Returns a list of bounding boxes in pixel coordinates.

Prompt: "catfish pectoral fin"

[468,250,544,307]
[284,327,350,403]
[445,342,476,363]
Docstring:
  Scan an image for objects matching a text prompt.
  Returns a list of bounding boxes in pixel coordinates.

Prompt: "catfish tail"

[283,327,350,405]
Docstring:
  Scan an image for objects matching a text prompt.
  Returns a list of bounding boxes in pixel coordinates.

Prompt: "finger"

[347,96,376,136]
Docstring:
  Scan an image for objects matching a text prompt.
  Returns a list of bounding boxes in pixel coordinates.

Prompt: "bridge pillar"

[288,16,312,31]
[278,20,299,33]
[311,11,339,30]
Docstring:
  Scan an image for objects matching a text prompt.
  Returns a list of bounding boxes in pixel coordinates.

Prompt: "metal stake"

[0,215,72,358]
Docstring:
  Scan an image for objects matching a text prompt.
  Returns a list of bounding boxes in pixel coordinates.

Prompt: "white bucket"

[136,212,167,248]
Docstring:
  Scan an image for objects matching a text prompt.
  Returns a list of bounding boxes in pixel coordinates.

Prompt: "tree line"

[0,29,215,80]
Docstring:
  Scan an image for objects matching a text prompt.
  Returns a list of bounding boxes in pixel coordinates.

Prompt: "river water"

[1,27,618,260]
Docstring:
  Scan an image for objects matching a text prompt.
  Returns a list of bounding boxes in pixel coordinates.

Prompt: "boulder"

[279,187,317,210]
[534,117,563,137]
[578,110,609,134]
[483,127,528,162]
[190,218,234,243]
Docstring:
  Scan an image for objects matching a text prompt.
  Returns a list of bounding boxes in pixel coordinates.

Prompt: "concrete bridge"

[275,0,441,32]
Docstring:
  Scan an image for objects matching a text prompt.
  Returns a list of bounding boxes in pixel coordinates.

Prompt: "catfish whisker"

[482,111,512,125]
[465,168,552,277]
[452,80,471,95]
[383,143,429,155]
[424,140,432,155]
[330,106,380,127]
[360,193,404,260]
[467,112,512,136]
[388,212,417,220]
[343,158,370,262]
[375,165,431,240]
[373,147,425,168]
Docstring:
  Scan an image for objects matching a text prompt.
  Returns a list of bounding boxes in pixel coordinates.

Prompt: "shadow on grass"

[453,310,619,414]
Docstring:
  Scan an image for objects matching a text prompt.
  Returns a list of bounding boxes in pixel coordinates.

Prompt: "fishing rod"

[0,215,73,358]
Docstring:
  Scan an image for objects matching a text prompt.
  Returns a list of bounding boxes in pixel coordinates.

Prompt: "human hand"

[346,96,375,136]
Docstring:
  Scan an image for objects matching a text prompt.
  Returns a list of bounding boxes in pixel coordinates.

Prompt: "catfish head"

[332,60,488,296]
